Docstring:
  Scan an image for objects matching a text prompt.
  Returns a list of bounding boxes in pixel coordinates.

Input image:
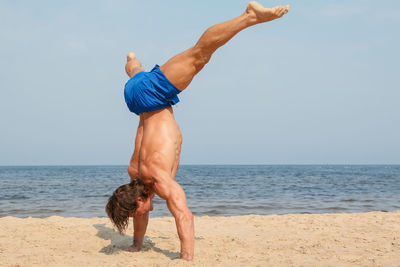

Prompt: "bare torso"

[139,106,182,184]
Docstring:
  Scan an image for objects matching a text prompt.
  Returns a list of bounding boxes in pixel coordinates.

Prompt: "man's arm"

[125,118,147,250]
[124,211,149,251]
[154,178,194,260]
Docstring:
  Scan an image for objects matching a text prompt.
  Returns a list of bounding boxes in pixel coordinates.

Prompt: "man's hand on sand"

[122,245,141,252]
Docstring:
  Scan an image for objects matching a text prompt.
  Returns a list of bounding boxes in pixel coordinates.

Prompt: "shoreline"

[2,208,400,219]
[1,211,399,266]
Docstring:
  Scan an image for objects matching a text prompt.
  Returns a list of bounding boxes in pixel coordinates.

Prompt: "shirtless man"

[106,2,289,260]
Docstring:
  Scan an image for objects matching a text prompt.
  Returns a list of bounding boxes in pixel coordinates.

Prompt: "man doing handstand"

[106,2,289,260]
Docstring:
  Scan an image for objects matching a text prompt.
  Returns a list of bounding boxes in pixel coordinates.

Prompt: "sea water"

[0,165,399,218]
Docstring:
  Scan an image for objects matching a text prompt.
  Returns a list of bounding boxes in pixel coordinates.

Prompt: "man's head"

[125,52,144,78]
[105,179,153,233]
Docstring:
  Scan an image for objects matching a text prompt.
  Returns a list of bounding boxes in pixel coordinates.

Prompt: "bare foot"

[246,1,290,23]
[125,52,144,78]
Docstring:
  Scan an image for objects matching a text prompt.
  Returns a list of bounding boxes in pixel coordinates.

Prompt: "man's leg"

[160,2,289,91]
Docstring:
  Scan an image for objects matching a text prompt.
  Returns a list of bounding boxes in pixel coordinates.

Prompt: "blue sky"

[0,0,399,165]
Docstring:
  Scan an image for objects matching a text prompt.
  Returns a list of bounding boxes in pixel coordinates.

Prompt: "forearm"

[174,211,195,260]
[133,211,149,248]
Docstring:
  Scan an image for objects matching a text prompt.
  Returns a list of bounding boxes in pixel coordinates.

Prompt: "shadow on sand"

[93,224,180,260]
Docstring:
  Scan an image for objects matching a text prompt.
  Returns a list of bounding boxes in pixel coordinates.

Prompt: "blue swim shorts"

[124,64,181,115]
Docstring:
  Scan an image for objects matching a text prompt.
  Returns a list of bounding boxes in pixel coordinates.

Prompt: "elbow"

[127,166,139,181]
[178,210,194,224]
[186,210,194,222]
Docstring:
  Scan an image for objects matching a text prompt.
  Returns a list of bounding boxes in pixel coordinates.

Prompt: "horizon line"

[0,163,399,167]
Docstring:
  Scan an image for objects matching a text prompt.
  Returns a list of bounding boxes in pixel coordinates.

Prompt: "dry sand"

[1,211,400,267]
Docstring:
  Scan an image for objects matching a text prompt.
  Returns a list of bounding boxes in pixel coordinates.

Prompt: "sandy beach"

[1,211,399,267]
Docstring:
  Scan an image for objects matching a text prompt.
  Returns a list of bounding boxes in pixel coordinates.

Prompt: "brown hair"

[105,179,150,234]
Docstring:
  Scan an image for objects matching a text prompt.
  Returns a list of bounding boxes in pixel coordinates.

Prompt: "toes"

[277,5,289,17]
[271,6,279,13]
[284,5,290,14]
[276,7,284,17]
[273,6,286,17]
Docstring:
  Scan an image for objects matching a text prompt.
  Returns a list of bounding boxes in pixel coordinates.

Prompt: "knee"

[191,47,211,72]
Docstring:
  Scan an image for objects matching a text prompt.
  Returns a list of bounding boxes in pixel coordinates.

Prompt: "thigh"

[160,47,208,91]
